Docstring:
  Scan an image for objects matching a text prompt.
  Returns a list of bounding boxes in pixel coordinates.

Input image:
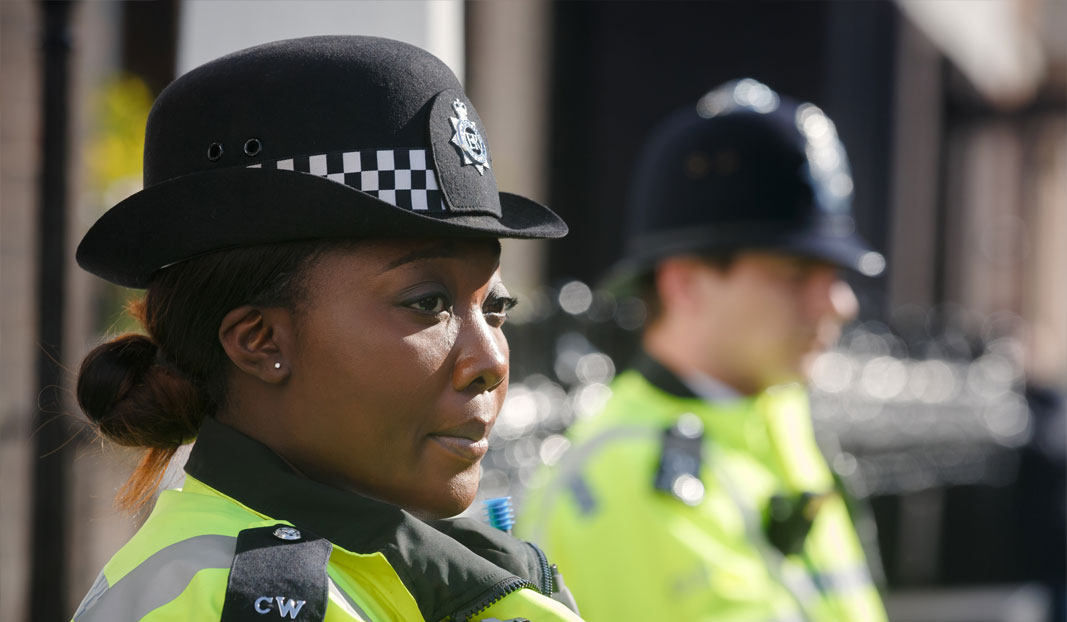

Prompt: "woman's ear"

[218,305,294,383]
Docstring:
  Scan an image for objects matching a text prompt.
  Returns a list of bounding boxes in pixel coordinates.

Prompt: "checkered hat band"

[249,148,447,212]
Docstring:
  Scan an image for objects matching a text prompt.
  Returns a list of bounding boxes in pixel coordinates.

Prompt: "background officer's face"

[689,251,858,393]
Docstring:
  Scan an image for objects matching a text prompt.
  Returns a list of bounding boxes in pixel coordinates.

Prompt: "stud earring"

[274,363,282,370]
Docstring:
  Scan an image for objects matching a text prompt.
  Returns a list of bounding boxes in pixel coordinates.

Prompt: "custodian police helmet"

[608,79,884,286]
[76,36,567,289]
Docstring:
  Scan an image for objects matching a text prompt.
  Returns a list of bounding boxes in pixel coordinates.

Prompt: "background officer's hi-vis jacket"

[72,417,583,622]
[518,356,886,622]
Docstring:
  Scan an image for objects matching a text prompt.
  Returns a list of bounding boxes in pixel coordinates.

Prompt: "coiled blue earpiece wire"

[483,496,515,533]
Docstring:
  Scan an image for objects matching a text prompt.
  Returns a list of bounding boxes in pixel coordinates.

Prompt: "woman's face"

[276,238,513,518]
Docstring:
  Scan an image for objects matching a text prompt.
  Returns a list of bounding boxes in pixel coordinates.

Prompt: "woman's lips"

[429,434,489,462]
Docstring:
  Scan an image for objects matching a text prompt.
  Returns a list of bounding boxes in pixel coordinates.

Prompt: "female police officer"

[71,36,581,622]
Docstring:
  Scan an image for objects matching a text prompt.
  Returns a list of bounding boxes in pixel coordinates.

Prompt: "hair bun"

[77,333,202,448]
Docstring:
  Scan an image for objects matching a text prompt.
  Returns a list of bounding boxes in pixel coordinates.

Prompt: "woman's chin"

[406,463,482,520]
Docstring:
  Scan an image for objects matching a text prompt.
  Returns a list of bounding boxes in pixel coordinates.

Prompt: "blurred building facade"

[0,1,1063,621]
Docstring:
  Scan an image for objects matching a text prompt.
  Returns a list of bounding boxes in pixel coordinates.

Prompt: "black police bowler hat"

[77,36,567,288]
[607,79,884,288]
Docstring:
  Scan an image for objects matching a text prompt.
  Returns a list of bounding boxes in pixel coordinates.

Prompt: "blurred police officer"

[519,79,887,622]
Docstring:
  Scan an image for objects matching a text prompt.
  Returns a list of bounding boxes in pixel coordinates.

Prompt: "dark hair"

[76,240,346,512]
[640,250,737,325]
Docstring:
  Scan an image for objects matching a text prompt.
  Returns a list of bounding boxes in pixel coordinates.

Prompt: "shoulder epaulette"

[653,412,706,505]
[220,525,332,621]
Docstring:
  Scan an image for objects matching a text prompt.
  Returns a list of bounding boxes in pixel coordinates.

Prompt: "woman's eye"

[409,294,448,314]
[484,295,518,321]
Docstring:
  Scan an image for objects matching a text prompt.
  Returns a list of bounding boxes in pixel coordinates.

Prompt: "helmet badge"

[449,99,490,175]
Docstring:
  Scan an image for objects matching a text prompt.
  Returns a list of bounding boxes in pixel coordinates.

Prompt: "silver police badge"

[449,99,490,175]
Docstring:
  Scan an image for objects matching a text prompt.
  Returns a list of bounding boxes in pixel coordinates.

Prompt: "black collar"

[633,350,699,399]
[185,417,546,622]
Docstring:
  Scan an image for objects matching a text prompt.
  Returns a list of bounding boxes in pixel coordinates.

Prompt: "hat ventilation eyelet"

[243,138,262,157]
[206,142,224,161]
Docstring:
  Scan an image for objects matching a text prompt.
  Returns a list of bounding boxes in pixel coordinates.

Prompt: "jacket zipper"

[445,576,534,622]
[444,543,556,621]
[526,541,554,596]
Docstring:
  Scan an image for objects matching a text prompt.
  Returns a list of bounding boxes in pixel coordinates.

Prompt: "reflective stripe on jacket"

[519,363,886,622]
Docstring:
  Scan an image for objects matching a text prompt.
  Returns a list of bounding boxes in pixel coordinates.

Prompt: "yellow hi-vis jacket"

[72,417,584,622]
[519,357,886,622]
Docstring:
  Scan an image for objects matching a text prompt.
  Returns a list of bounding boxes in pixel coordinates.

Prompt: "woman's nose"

[452,314,508,393]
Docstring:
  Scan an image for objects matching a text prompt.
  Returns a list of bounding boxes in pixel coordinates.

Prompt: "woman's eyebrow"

[378,242,460,273]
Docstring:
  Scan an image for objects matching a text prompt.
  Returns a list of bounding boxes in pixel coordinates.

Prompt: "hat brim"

[601,225,883,292]
[77,167,567,288]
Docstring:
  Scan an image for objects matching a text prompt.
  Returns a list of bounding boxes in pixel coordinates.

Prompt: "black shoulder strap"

[220,525,332,622]
[653,412,707,505]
